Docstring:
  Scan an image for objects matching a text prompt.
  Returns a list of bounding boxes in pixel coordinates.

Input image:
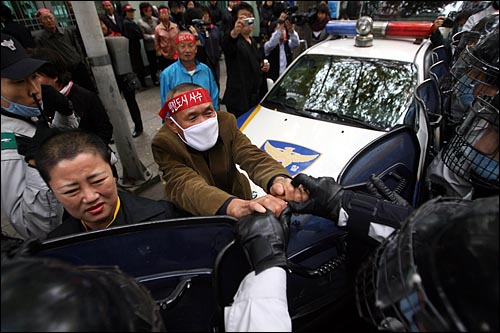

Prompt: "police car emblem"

[1,39,16,51]
[261,140,320,176]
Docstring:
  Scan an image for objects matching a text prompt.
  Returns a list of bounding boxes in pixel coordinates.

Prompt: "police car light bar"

[325,20,357,35]
[385,22,434,38]
[326,20,434,38]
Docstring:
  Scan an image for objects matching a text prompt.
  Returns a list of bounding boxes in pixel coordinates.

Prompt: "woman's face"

[143,7,153,18]
[1,73,42,108]
[48,152,118,228]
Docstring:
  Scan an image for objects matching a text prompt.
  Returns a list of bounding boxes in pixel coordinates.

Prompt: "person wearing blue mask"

[1,32,78,240]
[440,25,498,140]
[426,93,499,199]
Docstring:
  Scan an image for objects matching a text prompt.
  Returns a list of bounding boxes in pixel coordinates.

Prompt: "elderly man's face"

[177,40,197,62]
[167,98,216,139]
[103,3,114,15]
[39,12,57,30]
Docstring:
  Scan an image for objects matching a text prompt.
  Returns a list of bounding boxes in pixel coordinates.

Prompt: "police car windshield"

[264,54,418,130]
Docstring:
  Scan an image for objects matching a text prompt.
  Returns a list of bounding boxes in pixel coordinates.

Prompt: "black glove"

[16,121,60,163]
[234,209,288,275]
[41,84,74,116]
[366,174,410,207]
[287,173,344,222]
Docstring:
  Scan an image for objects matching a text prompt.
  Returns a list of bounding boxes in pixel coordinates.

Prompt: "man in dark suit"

[99,1,124,34]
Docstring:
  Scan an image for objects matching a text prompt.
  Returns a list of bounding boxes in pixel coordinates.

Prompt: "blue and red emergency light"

[326,18,434,39]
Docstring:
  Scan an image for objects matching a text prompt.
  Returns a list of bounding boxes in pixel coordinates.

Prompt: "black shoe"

[132,129,143,138]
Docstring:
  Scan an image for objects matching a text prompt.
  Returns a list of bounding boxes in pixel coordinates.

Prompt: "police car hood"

[239,106,385,195]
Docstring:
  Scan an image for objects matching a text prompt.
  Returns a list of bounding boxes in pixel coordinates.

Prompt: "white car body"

[239,35,434,198]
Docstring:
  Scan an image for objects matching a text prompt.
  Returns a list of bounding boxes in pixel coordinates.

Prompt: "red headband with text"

[176,33,196,44]
[159,88,212,119]
[37,8,52,17]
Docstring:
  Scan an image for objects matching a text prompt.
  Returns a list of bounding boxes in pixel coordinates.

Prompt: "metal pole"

[70,2,155,190]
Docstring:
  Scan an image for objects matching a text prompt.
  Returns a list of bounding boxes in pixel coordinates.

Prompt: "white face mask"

[170,113,219,151]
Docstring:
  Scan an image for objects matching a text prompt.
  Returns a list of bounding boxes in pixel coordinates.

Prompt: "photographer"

[184,7,209,68]
[263,12,300,82]
[200,5,222,87]
[222,2,270,118]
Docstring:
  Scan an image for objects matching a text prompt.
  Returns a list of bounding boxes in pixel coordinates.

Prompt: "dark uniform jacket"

[47,191,184,239]
[151,111,290,216]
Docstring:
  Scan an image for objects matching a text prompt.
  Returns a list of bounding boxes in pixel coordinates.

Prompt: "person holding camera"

[263,12,299,82]
[200,6,222,87]
[222,2,270,118]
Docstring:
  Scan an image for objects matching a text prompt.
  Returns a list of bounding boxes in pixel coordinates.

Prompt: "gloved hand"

[234,209,288,275]
[366,174,410,207]
[16,121,60,164]
[287,173,344,222]
[41,84,74,116]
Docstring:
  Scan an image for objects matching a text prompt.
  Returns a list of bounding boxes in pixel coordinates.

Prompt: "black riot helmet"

[440,28,499,126]
[453,13,499,61]
[355,196,499,332]
[1,257,165,332]
[442,93,499,194]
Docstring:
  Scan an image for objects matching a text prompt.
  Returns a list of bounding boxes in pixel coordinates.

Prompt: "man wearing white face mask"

[152,83,308,218]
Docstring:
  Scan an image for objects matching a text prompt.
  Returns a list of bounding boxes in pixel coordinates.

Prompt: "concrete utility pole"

[70,2,156,191]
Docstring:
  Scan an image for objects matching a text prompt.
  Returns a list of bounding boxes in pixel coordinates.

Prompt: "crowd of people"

[1,1,499,332]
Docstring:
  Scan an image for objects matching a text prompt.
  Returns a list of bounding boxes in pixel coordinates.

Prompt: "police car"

[239,17,439,206]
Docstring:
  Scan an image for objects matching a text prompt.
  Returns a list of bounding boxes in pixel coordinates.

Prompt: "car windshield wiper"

[262,99,301,114]
[303,108,384,131]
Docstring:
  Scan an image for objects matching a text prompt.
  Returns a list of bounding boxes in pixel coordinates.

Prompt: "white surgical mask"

[171,113,219,151]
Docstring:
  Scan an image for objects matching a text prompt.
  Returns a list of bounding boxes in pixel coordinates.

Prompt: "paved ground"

[112,57,228,201]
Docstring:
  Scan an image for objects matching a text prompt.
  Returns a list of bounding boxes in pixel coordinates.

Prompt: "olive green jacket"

[151,111,289,216]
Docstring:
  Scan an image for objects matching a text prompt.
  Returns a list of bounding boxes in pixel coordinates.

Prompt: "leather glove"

[41,84,74,116]
[287,173,344,222]
[366,174,410,207]
[234,209,288,275]
[16,121,60,164]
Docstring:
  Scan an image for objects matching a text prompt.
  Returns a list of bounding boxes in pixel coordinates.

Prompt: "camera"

[284,5,317,26]
[243,17,255,26]
[192,19,211,27]
[284,5,299,16]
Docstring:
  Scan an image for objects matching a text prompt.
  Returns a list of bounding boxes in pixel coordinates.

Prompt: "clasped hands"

[227,176,308,219]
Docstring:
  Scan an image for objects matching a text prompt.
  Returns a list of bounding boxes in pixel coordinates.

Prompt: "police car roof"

[306,37,427,63]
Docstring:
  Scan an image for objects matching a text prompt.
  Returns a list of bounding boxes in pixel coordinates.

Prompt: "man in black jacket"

[100,1,124,34]
[222,2,270,118]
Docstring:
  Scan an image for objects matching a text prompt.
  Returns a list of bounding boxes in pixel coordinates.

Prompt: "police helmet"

[355,196,499,332]
[441,28,499,125]
[442,93,499,193]
[1,257,165,332]
[453,13,499,60]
